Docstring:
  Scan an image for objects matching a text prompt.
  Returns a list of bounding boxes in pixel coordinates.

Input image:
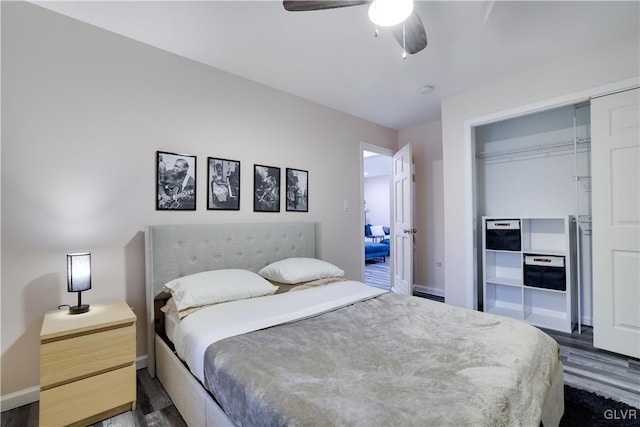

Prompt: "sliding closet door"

[592,88,640,358]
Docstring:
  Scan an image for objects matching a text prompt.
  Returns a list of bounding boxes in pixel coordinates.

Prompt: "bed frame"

[145,222,320,426]
[145,222,564,427]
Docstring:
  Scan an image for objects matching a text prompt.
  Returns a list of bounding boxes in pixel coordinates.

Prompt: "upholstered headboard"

[144,222,320,376]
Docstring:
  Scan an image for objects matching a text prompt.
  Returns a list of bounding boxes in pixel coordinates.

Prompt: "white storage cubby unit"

[482,216,577,333]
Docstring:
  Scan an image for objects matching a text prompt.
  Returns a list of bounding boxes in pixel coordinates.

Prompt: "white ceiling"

[32,1,640,130]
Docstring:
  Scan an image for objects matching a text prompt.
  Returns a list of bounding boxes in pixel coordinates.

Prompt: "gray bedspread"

[203,292,560,427]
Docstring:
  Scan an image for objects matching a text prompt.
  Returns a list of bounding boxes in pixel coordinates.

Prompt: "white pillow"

[163,269,277,311]
[160,297,204,319]
[370,225,385,236]
[259,257,345,284]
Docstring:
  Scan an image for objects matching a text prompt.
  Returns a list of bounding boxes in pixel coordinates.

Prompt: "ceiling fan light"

[368,0,413,27]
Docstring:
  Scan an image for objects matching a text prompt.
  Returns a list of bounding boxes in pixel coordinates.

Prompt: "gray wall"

[1,2,397,399]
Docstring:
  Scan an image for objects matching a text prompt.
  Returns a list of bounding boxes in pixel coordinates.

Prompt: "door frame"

[463,77,640,310]
[360,142,395,283]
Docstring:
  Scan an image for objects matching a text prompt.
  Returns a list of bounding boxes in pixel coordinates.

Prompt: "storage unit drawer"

[486,219,521,251]
[39,364,136,426]
[41,324,135,389]
[524,255,566,291]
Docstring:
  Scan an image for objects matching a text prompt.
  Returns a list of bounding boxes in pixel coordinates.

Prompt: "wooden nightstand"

[39,301,137,426]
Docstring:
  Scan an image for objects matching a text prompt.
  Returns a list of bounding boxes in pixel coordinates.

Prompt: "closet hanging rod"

[476,136,591,160]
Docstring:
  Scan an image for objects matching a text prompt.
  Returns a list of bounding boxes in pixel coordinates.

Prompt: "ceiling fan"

[283,0,428,57]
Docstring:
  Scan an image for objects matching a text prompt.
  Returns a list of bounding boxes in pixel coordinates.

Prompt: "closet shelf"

[476,136,591,161]
[482,216,577,333]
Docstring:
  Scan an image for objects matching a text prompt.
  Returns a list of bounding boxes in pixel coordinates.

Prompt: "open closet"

[473,87,639,359]
[474,103,593,333]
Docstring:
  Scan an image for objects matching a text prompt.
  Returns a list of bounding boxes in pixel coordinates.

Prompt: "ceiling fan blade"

[391,10,427,55]
[283,1,370,12]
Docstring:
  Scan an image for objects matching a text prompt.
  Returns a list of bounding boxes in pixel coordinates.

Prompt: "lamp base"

[69,304,90,314]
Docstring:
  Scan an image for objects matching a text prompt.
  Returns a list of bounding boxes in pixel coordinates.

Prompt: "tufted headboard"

[144,222,320,376]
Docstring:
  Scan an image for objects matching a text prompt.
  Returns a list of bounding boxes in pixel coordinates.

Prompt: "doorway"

[361,145,393,290]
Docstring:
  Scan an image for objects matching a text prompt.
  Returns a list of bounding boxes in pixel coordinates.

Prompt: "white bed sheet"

[172,280,386,383]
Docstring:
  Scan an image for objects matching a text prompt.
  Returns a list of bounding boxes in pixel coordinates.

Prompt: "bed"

[145,222,564,426]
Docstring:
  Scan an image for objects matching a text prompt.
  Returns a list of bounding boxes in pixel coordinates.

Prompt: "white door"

[592,88,640,358]
[392,143,414,295]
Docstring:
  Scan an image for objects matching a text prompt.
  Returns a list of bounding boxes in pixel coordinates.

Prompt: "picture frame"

[286,168,308,212]
[207,157,240,210]
[254,164,281,212]
[156,151,197,210]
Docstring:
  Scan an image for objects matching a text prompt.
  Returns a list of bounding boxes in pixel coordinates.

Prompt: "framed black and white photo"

[156,151,197,210]
[286,168,308,212]
[208,157,240,210]
[254,164,280,212]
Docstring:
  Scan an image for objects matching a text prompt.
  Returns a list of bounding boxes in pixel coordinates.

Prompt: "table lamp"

[67,252,91,314]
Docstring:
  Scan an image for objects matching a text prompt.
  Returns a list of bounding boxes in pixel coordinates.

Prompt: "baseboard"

[0,385,39,412]
[413,284,444,298]
[1,355,149,413]
[137,354,148,370]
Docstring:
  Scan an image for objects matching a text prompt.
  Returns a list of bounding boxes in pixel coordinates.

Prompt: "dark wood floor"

[542,326,640,409]
[364,258,391,290]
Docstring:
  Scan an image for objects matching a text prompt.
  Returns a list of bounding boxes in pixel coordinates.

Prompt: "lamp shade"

[368,0,413,27]
[67,252,91,292]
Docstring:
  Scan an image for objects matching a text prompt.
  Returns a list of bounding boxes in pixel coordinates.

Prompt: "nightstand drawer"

[41,324,135,389]
[39,363,136,427]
